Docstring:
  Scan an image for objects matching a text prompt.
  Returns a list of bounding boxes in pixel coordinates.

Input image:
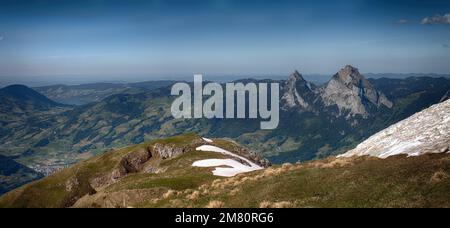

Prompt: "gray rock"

[280,66,393,119]
[121,148,152,173]
[281,70,317,112]
[321,65,393,118]
[151,143,186,159]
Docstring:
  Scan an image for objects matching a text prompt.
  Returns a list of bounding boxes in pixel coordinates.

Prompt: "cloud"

[0,36,3,41]
[421,14,450,25]
[443,44,450,48]
[396,19,409,24]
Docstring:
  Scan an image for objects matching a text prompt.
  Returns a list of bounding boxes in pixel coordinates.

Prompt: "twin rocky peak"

[281,65,394,118]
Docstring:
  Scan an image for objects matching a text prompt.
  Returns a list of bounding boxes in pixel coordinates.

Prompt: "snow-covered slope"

[193,145,263,177]
[339,99,450,158]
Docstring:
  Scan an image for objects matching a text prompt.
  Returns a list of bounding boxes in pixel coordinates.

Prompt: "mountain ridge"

[0,67,449,195]
[1,133,448,208]
[0,84,68,112]
[33,80,176,105]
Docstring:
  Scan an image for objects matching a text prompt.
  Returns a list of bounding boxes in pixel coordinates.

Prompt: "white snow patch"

[193,145,263,177]
[339,99,450,159]
[196,145,230,154]
[192,159,258,177]
[202,137,213,143]
[378,140,423,158]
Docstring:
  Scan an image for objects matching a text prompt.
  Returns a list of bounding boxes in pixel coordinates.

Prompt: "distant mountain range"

[0,84,67,111]
[0,65,449,195]
[33,81,176,105]
[366,73,450,80]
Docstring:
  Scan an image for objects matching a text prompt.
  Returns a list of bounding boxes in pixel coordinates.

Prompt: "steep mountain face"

[280,65,393,118]
[281,71,317,112]
[1,133,448,208]
[321,65,393,118]
[340,99,450,158]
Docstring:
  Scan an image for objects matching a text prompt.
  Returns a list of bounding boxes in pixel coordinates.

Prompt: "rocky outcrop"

[121,148,152,173]
[281,71,316,112]
[246,152,271,168]
[151,143,186,159]
[64,175,97,207]
[280,66,393,118]
[321,65,393,118]
[90,139,205,189]
[339,99,450,158]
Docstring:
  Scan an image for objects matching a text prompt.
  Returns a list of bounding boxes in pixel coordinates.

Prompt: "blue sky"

[0,0,449,83]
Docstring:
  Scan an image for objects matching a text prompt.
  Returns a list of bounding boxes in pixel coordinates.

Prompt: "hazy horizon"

[1,0,450,82]
[1,71,450,88]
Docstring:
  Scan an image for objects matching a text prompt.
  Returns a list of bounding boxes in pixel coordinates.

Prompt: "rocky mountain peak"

[340,65,360,76]
[321,65,393,118]
[281,70,315,111]
[286,70,310,89]
[288,70,304,81]
[334,65,365,87]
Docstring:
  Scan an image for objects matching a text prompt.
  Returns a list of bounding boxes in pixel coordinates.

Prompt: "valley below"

[0,66,449,207]
[2,0,450,210]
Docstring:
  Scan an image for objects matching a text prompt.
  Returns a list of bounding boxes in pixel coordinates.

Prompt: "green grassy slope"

[0,134,247,208]
[177,154,449,208]
[0,134,448,208]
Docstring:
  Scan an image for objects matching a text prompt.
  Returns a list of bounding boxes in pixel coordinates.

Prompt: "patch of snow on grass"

[202,137,213,143]
[193,145,262,177]
[192,159,258,177]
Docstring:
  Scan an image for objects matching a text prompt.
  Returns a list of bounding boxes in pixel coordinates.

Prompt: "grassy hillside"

[0,134,448,208]
[0,155,43,195]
